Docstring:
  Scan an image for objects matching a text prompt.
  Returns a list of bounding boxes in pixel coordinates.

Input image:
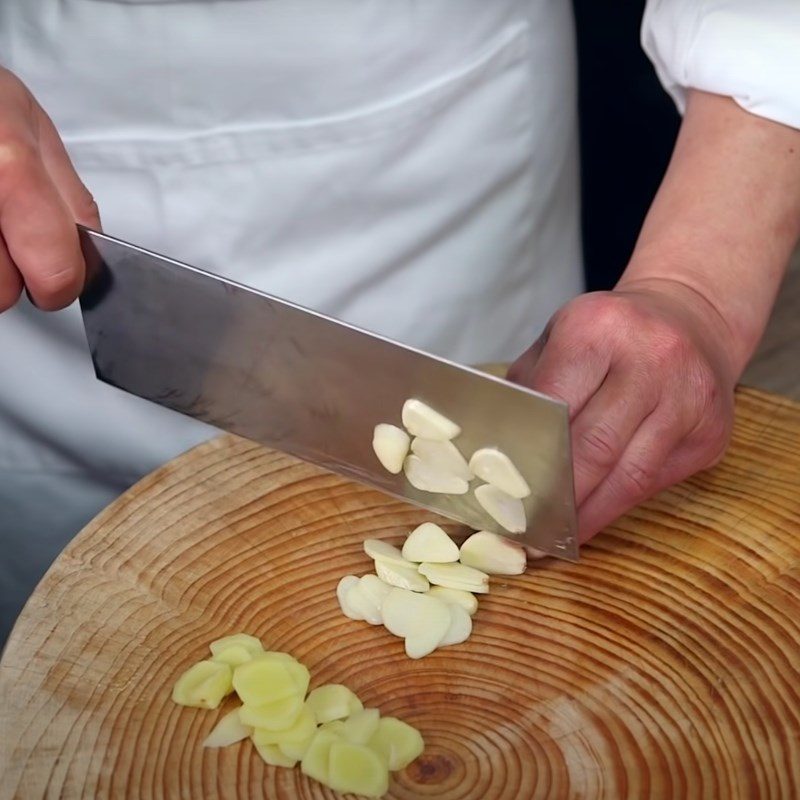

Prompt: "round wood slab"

[2,387,800,799]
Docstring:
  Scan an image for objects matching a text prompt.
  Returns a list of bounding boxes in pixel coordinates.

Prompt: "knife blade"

[78,227,578,560]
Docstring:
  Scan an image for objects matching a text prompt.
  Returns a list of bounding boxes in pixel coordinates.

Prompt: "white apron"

[0,0,582,638]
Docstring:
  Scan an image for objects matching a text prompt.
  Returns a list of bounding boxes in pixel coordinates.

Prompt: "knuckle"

[0,137,37,182]
[74,189,100,226]
[649,326,690,366]
[697,417,732,469]
[617,458,656,498]
[572,292,626,330]
[576,421,623,470]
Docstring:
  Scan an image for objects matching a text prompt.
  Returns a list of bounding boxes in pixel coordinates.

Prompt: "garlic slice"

[417,562,489,593]
[401,522,459,563]
[474,483,526,534]
[381,588,451,659]
[336,575,362,621]
[403,455,469,495]
[358,574,393,608]
[203,707,253,748]
[345,582,382,625]
[372,424,410,474]
[439,604,473,647]
[375,560,430,593]
[363,539,414,570]
[469,447,531,498]
[401,399,461,441]
[459,531,527,575]
[410,438,472,481]
[427,586,478,615]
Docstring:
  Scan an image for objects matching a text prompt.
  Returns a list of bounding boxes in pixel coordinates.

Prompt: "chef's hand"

[508,279,735,542]
[509,90,800,545]
[0,66,100,312]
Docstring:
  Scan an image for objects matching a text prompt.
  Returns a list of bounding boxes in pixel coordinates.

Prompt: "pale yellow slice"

[251,703,316,746]
[254,742,297,768]
[278,733,316,761]
[239,695,304,731]
[342,708,380,745]
[232,659,298,706]
[307,684,362,724]
[172,660,233,709]
[209,633,263,657]
[285,661,311,697]
[300,729,340,784]
[369,716,425,770]
[203,706,252,747]
[211,644,255,668]
[328,740,389,797]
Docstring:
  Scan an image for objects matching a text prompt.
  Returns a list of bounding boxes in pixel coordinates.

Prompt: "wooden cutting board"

[2,386,800,799]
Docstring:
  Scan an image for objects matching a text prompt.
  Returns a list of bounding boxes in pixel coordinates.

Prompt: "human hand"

[0,67,100,312]
[508,278,737,544]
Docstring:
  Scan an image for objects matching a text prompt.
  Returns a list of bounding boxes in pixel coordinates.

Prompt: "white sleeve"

[642,0,800,130]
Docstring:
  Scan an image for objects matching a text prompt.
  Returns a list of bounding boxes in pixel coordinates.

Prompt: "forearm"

[618,89,800,376]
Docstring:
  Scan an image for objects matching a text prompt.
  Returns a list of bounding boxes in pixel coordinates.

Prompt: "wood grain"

[2,386,800,799]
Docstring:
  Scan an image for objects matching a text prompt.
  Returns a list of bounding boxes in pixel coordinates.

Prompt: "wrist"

[616,254,762,378]
[619,90,800,379]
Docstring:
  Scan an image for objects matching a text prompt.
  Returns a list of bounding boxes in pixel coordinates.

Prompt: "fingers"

[0,71,95,311]
[569,368,660,505]
[576,413,684,542]
[37,107,101,230]
[0,233,22,311]
[507,319,612,421]
[0,144,86,310]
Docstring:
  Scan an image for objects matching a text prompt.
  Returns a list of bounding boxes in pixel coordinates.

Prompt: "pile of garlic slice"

[172,634,424,798]
[337,523,527,659]
[372,399,532,534]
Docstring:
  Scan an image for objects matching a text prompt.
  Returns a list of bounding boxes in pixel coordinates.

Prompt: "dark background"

[573,0,681,291]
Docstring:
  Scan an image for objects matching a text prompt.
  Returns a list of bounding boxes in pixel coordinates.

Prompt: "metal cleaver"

[78,227,578,560]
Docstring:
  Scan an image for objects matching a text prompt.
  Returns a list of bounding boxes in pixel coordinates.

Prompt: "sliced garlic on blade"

[469,447,531,498]
[418,562,489,593]
[401,399,461,441]
[439,604,473,647]
[336,576,362,621]
[358,574,393,608]
[345,583,382,625]
[474,483,526,534]
[403,455,469,495]
[410,438,472,481]
[401,522,459,563]
[427,586,479,615]
[381,588,451,659]
[372,424,410,474]
[459,531,527,575]
[375,560,430,593]
[363,539,413,570]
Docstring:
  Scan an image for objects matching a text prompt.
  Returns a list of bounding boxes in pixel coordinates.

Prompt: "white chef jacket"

[643,0,800,131]
[1,0,798,641]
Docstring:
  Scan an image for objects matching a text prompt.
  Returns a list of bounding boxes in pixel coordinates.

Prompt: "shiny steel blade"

[78,227,578,560]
